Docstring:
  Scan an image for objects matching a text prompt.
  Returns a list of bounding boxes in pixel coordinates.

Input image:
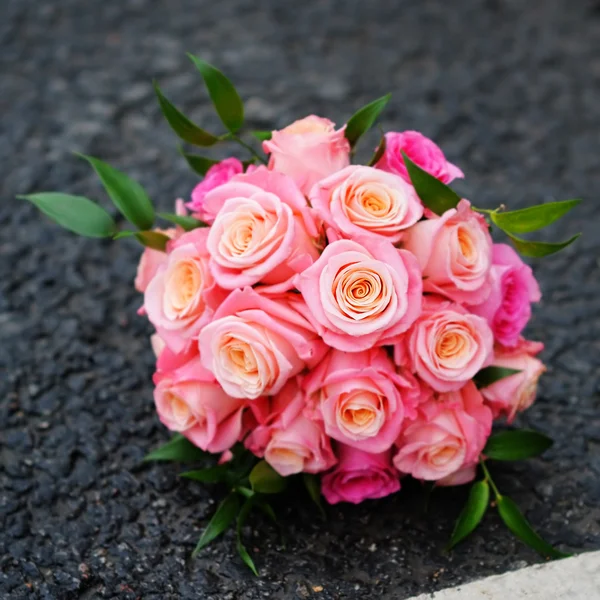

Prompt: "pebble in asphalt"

[1,0,599,598]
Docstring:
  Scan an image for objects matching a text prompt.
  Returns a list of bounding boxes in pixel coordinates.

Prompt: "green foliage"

[474,366,521,389]
[345,94,391,147]
[249,461,287,494]
[193,493,241,556]
[484,430,553,461]
[490,199,580,234]
[143,434,207,463]
[158,212,206,231]
[448,480,489,549]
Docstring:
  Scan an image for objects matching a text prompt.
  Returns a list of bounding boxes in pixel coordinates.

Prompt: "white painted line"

[408,552,600,599]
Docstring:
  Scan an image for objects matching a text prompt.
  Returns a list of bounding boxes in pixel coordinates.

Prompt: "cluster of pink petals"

[137,117,544,505]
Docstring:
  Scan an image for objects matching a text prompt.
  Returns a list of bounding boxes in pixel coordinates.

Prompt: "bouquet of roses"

[20,56,581,573]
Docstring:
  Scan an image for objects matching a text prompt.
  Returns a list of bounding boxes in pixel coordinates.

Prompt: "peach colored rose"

[322,445,400,504]
[403,200,493,306]
[310,165,423,243]
[186,157,244,222]
[264,414,337,476]
[153,347,246,453]
[436,464,477,487]
[471,244,541,347]
[144,228,227,353]
[404,296,494,392]
[263,115,351,195]
[393,382,492,481]
[198,288,327,399]
[295,238,422,352]
[480,338,545,421]
[303,348,423,453]
[375,130,464,185]
[134,228,177,293]
[204,168,321,291]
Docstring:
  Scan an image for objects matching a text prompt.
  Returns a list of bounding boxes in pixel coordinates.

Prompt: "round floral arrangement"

[20,56,580,573]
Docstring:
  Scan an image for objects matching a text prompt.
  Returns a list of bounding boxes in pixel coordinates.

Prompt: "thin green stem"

[479,458,502,499]
[231,134,268,164]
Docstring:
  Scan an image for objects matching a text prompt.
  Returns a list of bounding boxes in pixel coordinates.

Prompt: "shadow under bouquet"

[20,56,581,574]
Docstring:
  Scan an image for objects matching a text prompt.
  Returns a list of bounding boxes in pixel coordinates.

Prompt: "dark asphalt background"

[1,0,599,598]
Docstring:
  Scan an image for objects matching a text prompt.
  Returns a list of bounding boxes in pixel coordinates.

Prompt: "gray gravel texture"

[1,0,599,598]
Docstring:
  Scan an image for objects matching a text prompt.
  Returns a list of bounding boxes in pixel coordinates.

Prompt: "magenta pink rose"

[263,115,351,196]
[480,338,546,421]
[404,295,494,392]
[322,445,400,504]
[303,348,422,453]
[198,288,327,399]
[310,165,423,244]
[393,381,492,481]
[153,346,246,454]
[186,158,244,221]
[471,244,541,347]
[204,168,321,290]
[375,130,464,185]
[264,414,337,476]
[403,200,493,305]
[295,238,422,352]
[144,228,227,353]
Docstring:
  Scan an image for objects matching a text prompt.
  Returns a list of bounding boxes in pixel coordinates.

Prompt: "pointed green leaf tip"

[484,429,553,461]
[497,495,571,559]
[143,434,207,463]
[18,193,117,238]
[448,480,489,549]
[188,54,244,133]
[153,82,219,147]
[505,232,581,258]
[236,499,259,575]
[249,460,287,494]
[490,199,580,234]
[345,94,391,147]
[402,151,461,215]
[193,493,241,556]
[76,154,155,230]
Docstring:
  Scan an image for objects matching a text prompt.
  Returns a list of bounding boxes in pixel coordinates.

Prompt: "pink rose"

[153,347,246,454]
[404,296,494,392]
[134,228,177,293]
[303,348,422,453]
[393,382,492,481]
[186,158,244,222]
[375,130,464,185]
[264,414,337,476]
[204,168,321,291]
[322,445,400,504]
[310,166,423,243]
[244,377,306,457]
[263,115,351,196]
[436,464,477,487]
[471,244,541,347]
[144,228,227,353]
[403,200,493,305]
[198,288,327,399]
[295,238,422,352]
[480,339,546,421]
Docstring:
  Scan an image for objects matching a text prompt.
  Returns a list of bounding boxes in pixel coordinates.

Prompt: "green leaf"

[143,434,207,463]
[236,499,258,575]
[474,366,521,389]
[484,429,553,461]
[134,231,170,251]
[153,82,219,146]
[448,480,489,549]
[303,474,326,519]
[252,130,272,142]
[179,149,219,176]
[249,461,287,494]
[179,465,230,483]
[506,232,581,258]
[402,152,461,215]
[188,54,244,133]
[345,94,391,147]
[490,199,581,235]
[193,493,240,556]
[158,212,206,231]
[497,495,571,559]
[367,135,386,166]
[254,499,277,524]
[17,193,117,238]
[77,154,154,230]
